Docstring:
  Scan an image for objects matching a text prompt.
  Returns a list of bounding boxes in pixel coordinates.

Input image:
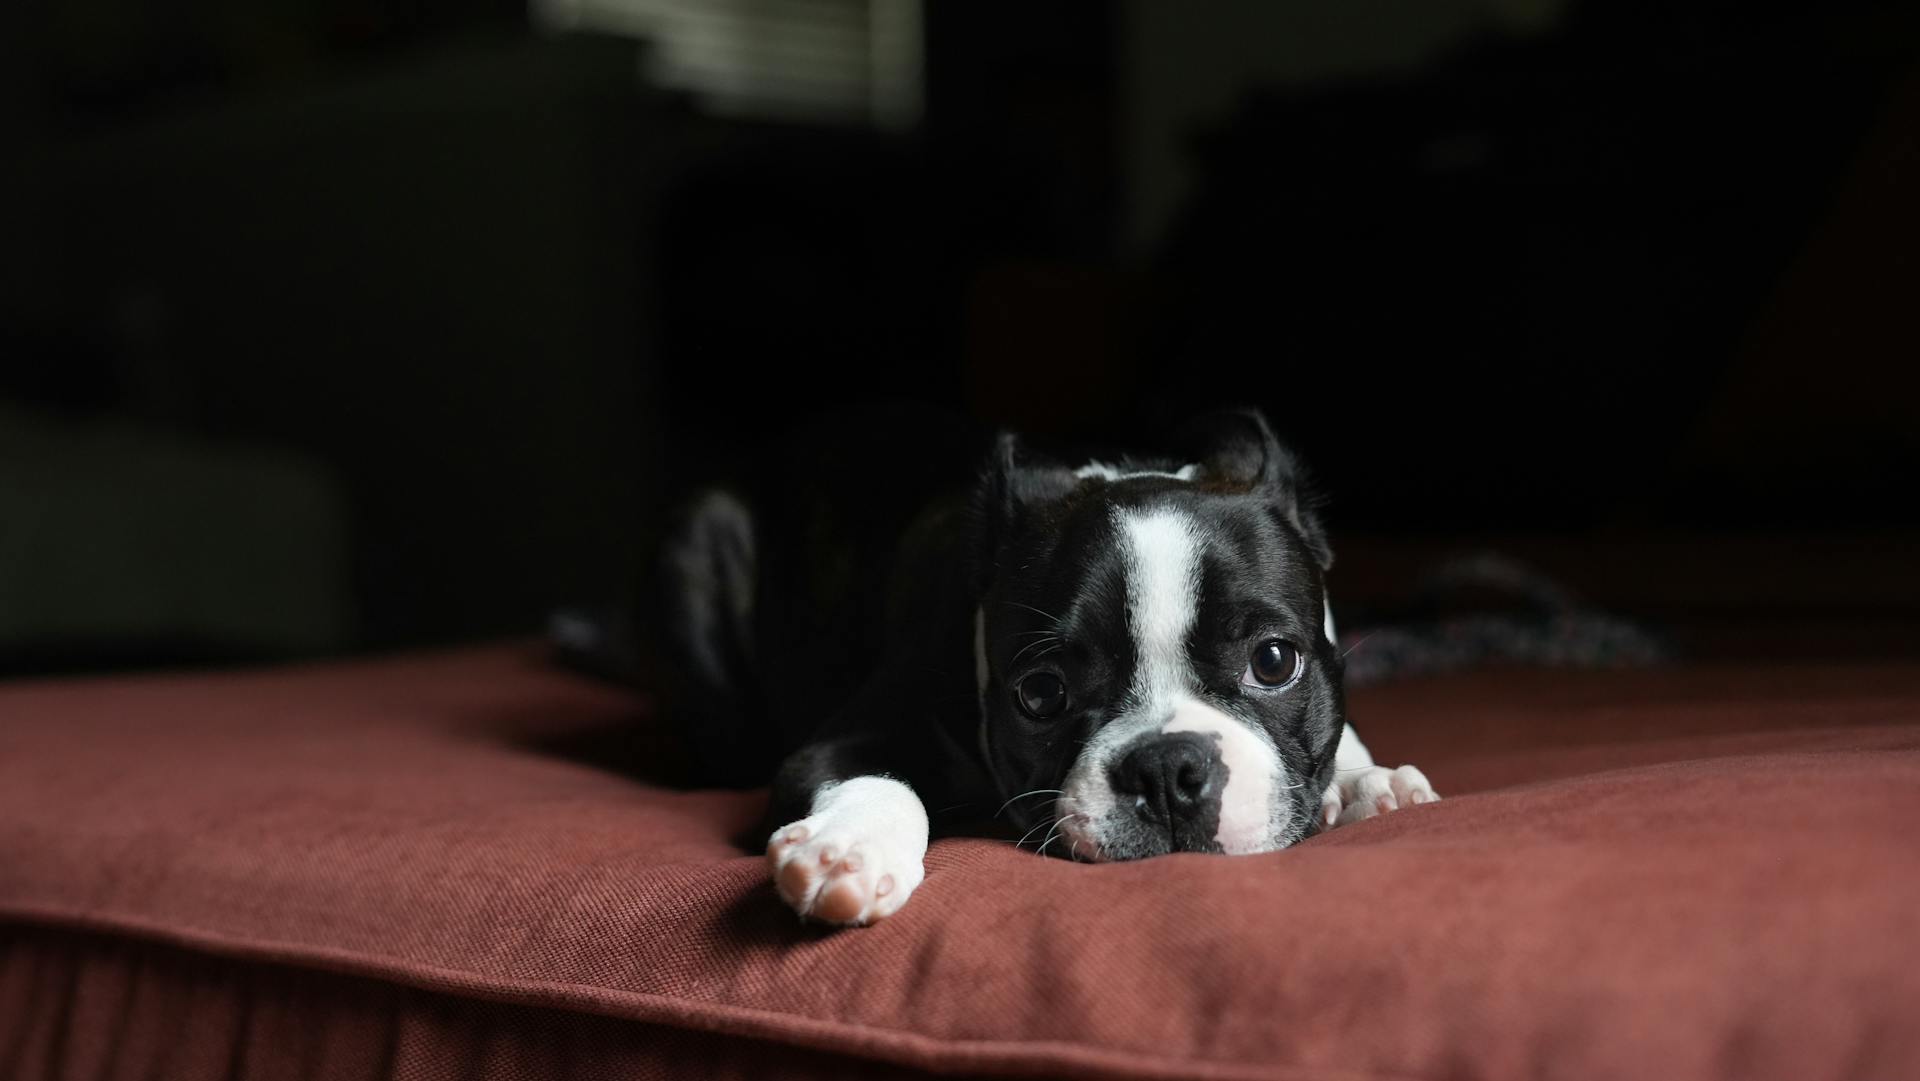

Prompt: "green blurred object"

[0,402,352,671]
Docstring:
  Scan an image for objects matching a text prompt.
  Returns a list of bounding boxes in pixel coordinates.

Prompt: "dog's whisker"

[1014,798,1066,849]
[1012,635,1064,663]
[1036,819,1067,855]
[1043,813,1089,860]
[1015,808,1060,849]
[1040,810,1091,857]
[1002,601,1063,627]
[995,788,1064,818]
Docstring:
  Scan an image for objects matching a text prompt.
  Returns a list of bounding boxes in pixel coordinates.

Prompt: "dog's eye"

[1015,672,1067,719]
[1242,639,1301,689]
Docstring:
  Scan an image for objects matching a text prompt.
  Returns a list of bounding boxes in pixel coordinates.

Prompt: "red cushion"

[4,645,1918,1079]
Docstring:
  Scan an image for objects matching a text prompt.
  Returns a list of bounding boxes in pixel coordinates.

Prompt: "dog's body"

[653,410,1435,925]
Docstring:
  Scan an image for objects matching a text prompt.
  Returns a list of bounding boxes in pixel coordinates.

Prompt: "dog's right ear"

[971,432,1079,596]
[1173,408,1334,570]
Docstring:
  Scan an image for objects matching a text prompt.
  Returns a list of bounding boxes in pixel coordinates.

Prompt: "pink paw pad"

[765,815,925,927]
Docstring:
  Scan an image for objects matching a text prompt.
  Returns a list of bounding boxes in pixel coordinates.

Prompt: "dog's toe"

[1328,764,1439,828]
[1387,765,1433,808]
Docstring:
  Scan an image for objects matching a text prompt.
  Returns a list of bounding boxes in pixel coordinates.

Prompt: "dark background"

[3,0,1917,676]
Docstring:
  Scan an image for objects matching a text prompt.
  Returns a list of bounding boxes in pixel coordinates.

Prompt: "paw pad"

[766,816,924,926]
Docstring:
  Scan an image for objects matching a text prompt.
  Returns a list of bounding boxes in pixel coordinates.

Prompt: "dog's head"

[971,410,1344,860]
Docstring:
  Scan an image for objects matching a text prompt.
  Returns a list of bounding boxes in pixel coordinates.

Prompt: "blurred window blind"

[535,0,922,129]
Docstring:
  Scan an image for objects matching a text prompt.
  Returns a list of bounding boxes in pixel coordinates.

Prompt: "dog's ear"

[1175,409,1334,570]
[971,432,1080,595]
[987,431,1081,508]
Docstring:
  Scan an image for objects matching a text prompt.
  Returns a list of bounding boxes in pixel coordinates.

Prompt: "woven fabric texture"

[3,645,1918,1080]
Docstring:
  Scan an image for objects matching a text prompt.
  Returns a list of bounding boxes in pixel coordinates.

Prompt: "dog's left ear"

[970,432,1082,597]
[1174,408,1334,569]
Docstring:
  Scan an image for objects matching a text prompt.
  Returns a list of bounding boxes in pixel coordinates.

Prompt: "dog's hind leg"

[661,491,757,691]
[652,489,776,786]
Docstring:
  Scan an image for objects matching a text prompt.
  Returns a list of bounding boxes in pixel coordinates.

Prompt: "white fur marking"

[1333,722,1375,773]
[767,776,929,926]
[1074,461,1200,483]
[1321,726,1440,830]
[1122,508,1202,709]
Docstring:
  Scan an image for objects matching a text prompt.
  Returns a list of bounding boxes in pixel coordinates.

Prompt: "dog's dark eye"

[1243,639,1301,689]
[1015,672,1067,719]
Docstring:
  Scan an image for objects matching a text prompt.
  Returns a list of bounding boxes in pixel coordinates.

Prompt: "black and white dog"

[651,409,1435,926]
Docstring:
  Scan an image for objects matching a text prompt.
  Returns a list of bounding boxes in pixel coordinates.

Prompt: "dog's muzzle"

[1056,698,1294,861]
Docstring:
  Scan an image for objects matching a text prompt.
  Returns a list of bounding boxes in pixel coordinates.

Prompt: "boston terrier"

[649,408,1435,926]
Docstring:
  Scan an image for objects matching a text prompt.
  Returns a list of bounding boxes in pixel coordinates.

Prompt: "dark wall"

[3,0,1917,673]
[1145,4,1920,531]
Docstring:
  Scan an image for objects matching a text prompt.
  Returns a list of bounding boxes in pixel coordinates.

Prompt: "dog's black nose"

[1111,734,1222,826]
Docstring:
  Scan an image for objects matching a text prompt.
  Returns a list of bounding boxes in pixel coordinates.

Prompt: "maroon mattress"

[4,644,1918,1079]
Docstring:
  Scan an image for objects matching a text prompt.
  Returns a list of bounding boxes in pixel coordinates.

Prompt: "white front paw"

[1319,764,1438,829]
[765,777,928,926]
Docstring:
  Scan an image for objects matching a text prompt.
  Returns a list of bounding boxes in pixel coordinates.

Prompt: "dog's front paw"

[1320,764,1438,829]
[766,818,924,926]
[765,778,928,926]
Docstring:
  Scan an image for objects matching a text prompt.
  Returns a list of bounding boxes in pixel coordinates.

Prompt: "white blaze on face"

[1056,505,1291,859]
[1122,508,1203,710]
